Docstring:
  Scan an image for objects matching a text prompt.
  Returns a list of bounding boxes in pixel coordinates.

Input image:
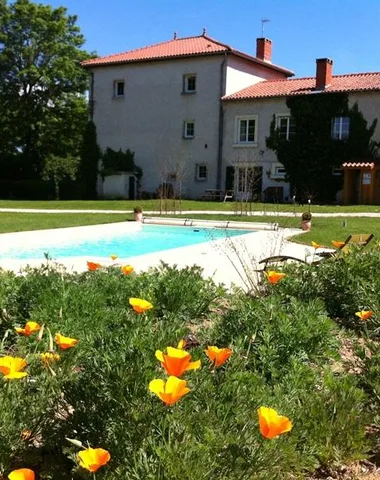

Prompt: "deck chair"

[316,233,374,258]
[223,190,233,202]
[257,233,374,271]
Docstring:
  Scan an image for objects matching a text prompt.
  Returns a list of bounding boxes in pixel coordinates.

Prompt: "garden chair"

[257,233,375,272]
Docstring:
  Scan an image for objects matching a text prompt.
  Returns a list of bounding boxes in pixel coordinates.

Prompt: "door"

[235,166,263,201]
[128,175,135,200]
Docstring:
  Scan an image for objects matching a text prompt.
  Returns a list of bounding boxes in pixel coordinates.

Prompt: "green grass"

[0,212,127,233]
[1,212,379,248]
[1,198,380,213]
[154,213,380,247]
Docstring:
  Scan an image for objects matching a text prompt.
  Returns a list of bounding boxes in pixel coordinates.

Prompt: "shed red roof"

[342,162,376,169]
[82,34,293,76]
[223,72,380,100]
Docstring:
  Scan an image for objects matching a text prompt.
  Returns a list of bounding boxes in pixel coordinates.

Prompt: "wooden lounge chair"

[316,233,374,258]
[257,233,375,271]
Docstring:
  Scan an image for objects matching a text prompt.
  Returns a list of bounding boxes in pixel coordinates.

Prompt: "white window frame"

[271,164,286,179]
[196,164,207,181]
[276,114,295,140]
[184,121,195,139]
[234,115,258,146]
[331,116,350,140]
[114,80,125,98]
[183,74,196,93]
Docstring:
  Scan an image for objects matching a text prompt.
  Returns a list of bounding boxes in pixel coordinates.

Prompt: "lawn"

[0,212,379,248]
[0,212,127,233]
[1,198,380,213]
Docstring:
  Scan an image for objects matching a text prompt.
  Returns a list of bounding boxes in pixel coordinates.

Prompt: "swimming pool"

[0,224,252,260]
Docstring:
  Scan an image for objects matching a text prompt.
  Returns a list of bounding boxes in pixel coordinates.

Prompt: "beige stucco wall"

[222,91,380,202]
[225,56,287,96]
[349,91,380,142]
[90,55,225,199]
[222,97,291,201]
[89,53,290,199]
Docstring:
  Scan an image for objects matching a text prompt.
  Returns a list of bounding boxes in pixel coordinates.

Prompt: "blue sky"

[37,0,380,77]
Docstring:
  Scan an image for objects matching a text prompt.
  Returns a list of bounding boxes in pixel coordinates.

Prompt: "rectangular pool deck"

[0,220,307,291]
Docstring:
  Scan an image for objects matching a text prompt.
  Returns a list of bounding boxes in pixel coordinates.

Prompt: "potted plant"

[133,206,143,222]
[301,212,312,231]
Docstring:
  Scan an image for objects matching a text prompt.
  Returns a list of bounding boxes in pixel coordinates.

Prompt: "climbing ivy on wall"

[266,93,379,202]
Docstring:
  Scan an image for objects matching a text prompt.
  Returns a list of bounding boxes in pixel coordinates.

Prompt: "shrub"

[0,261,373,478]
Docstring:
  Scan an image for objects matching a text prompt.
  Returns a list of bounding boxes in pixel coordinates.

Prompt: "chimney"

[316,58,333,90]
[256,38,272,63]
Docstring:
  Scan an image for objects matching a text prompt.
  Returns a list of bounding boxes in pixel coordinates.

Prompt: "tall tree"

[79,121,101,199]
[0,0,91,178]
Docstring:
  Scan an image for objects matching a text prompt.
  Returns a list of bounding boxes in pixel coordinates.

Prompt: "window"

[332,117,350,139]
[276,115,295,140]
[196,164,207,181]
[114,80,125,97]
[235,116,258,144]
[183,74,196,93]
[272,165,286,178]
[184,121,195,139]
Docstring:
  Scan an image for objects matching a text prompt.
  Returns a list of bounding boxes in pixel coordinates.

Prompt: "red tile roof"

[82,34,293,76]
[223,72,380,100]
[342,161,376,169]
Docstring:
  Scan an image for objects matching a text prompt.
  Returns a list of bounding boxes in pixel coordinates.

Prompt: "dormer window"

[183,74,196,93]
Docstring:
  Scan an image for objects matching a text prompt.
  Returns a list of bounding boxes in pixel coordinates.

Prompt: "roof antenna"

[261,18,270,37]
[202,27,206,36]
[173,32,177,40]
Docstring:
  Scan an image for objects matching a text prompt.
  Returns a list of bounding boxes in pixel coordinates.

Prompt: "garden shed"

[342,160,380,205]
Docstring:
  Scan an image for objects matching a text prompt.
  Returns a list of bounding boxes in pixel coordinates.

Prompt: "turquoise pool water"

[0,225,252,260]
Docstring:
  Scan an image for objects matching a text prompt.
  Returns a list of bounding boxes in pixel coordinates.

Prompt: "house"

[83,33,380,204]
[82,32,293,199]
[222,59,380,204]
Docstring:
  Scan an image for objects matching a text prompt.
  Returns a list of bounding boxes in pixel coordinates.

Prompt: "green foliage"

[208,294,338,382]
[101,148,138,176]
[266,93,379,202]
[79,121,101,200]
[0,0,91,177]
[272,248,380,337]
[0,261,373,478]
[42,154,80,199]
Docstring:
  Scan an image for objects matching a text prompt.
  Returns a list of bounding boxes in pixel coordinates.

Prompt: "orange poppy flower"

[40,352,61,365]
[77,447,111,473]
[0,356,27,380]
[311,241,321,249]
[355,310,374,321]
[205,346,232,368]
[8,469,35,480]
[129,297,153,313]
[121,265,134,275]
[110,254,118,261]
[155,347,201,376]
[264,271,286,285]
[55,333,78,350]
[258,406,292,439]
[332,240,345,248]
[149,376,190,405]
[15,321,41,337]
[87,261,101,271]
[20,429,32,441]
